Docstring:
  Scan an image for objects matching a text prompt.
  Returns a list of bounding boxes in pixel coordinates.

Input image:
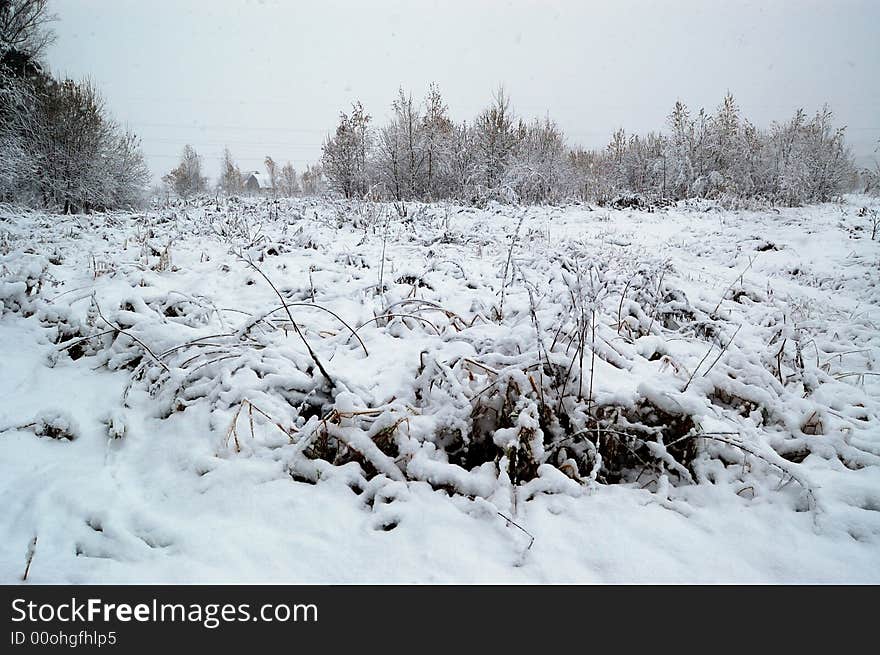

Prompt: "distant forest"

[319,85,868,207]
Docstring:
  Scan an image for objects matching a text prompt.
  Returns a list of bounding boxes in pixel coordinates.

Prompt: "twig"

[701,324,742,378]
[92,297,170,373]
[587,309,597,414]
[249,303,369,356]
[666,432,815,507]
[683,342,714,391]
[55,329,117,352]
[238,254,333,387]
[713,256,755,314]
[355,313,442,336]
[497,511,535,550]
[22,536,37,582]
[378,210,390,296]
[617,273,635,335]
[646,265,668,334]
[498,215,525,322]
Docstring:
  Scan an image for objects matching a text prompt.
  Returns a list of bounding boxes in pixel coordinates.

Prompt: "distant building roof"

[243,171,274,189]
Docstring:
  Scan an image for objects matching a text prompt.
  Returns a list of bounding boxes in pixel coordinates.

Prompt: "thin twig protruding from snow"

[237,254,334,388]
[497,511,535,550]
[92,297,170,373]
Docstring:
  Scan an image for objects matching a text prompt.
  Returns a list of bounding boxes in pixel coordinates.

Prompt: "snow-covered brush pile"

[1,196,879,582]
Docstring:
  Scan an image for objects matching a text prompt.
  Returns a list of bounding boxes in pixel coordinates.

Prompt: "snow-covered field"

[1,196,879,583]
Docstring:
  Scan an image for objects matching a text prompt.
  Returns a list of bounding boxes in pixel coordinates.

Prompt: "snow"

[0,195,879,583]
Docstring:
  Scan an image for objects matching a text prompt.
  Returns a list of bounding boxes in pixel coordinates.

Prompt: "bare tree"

[218,147,242,195]
[264,155,278,197]
[300,164,322,195]
[163,144,207,199]
[279,161,299,197]
[0,0,57,61]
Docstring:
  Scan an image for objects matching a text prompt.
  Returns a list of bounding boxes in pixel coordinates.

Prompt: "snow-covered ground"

[1,196,878,583]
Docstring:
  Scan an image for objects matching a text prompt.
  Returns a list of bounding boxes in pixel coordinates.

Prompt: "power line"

[127,120,880,141]
[146,138,322,149]
[128,121,330,134]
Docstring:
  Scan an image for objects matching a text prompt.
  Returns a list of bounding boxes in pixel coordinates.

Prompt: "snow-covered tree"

[864,139,880,196]
[422,83,454,199]
[279,161,299,197]
[395,89,425,199]
[1,6,148,211]
[322,102,372,199]
[105,127,150,208]
[218,147,242,195]
[665,100,695,199]
[375,119,403,200]
[507,116,568,203]
[264,155,279,197]
[568,147,612,202]
[799,106,853,203]
[0,67,36,200]
[375,88,428,200]
[317,86,855,207]
[32,78,117,212]
[446,120,477,199]
[300,164,323,195]
[708,94,740,178]
[473,86,519,193]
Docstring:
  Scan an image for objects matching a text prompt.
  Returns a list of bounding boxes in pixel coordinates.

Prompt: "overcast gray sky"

[46,0,880,183]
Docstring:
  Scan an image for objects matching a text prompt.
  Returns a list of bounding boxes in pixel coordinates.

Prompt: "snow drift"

[1,195,878,582]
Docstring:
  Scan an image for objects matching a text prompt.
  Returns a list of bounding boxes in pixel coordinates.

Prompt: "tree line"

[160,144,325,200]
[322,84,862,206]
[0,0,150,212]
